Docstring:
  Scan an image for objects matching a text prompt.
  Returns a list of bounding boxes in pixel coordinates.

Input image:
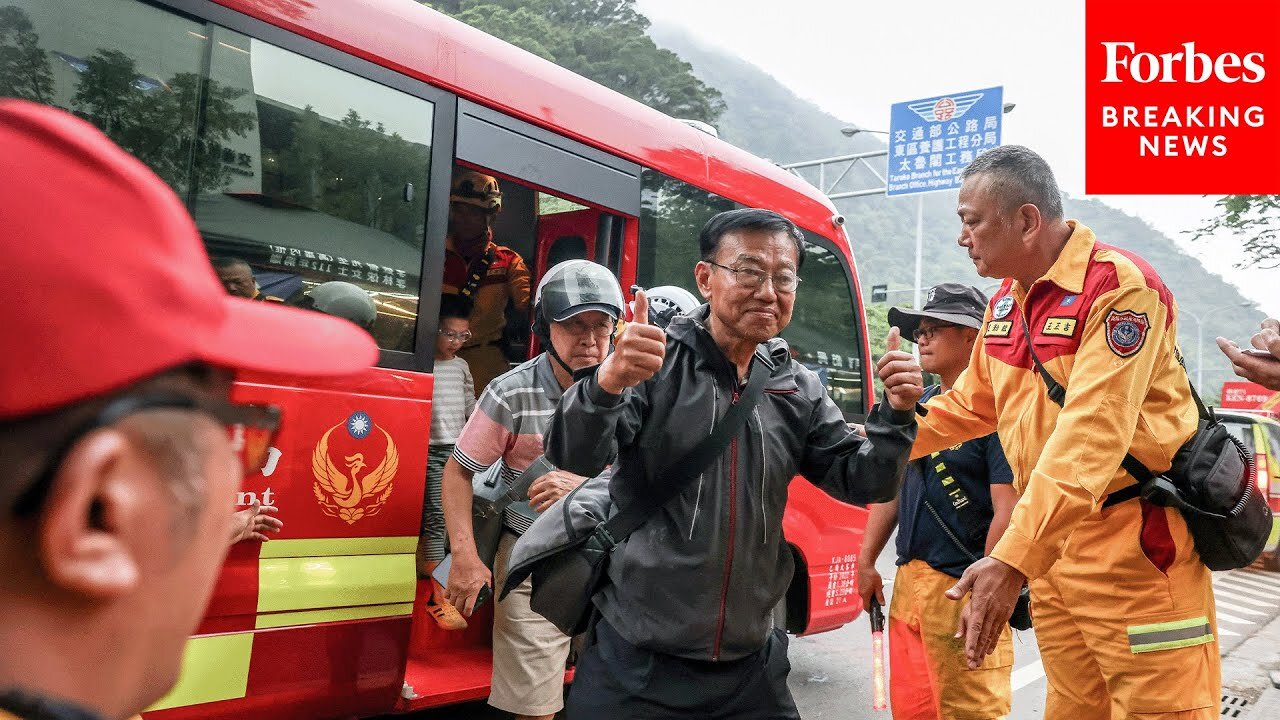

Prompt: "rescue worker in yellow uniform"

[858,284,1018,720]
[917,146,1218,719]
[442,171,531,395]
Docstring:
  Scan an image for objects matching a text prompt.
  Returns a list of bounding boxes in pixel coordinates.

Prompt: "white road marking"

[1235,569,1280,588]
[1220,627,1240,637]
[1211,587,1273,607]
[1214,599,1268,616]
[1216,574,1280,596]
[1212,582,1276,604]
[1011,660,1044,691]
[1214,611,1255,625]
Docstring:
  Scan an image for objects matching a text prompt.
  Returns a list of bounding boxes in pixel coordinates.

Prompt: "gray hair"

[960,145,1064,221]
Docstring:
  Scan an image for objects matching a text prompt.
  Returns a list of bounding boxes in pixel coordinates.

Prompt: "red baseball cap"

[0,100,380,419]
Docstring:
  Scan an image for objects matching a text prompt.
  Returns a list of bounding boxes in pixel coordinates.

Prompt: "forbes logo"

[1100,42,1265,83]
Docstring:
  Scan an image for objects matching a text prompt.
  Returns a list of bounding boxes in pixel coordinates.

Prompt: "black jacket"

[545,305,915,661]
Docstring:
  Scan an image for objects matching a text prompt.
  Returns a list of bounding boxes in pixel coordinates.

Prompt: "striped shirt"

[430,356,475,445]
[453,354,563,535]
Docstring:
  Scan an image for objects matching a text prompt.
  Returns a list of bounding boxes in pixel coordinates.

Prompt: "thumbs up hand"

[877,326,923,412]
[597,289,667,395]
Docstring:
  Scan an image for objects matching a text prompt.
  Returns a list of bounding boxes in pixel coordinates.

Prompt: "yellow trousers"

[1034,499,1220,719]
[888,559,1013,720]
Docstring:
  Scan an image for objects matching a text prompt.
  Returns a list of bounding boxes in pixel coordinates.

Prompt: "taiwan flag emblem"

[1105,310,1149,358]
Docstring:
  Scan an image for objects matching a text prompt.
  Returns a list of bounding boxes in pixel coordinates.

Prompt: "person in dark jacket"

[545,208,924,719]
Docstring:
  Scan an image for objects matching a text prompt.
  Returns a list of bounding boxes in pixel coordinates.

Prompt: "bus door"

[399,100,640,711]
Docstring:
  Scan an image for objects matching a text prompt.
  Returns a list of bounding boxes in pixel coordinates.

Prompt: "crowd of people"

[3,97,1279,720]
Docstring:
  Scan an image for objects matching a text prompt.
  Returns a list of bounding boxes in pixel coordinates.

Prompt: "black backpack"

[1020,314,1272,571]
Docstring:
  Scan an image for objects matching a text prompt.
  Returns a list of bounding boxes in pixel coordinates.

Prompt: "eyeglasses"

[912,324,961,342]
[438,329,473,342]
[560,317,616,338]
[12,393,282,517]
[705,261,802,293]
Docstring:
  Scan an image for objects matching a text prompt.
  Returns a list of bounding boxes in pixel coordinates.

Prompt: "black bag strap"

[593,351,772,549]
[1015,312,1201,508]
[921,495,981,564]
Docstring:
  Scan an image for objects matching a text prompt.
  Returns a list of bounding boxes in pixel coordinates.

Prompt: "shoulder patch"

[1105,310,1149,357]
[992,296,1015,319]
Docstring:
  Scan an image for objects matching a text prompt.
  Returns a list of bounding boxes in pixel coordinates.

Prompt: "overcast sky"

[637,0,1278,316]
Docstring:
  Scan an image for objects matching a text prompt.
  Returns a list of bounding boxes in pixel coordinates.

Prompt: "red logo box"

[1086,0,1280,194]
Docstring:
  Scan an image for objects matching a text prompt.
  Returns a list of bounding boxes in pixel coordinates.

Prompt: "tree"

[1192,195,1280,269]
[426,0,724,123]
[71,49,255,194]
[0,5,53,103]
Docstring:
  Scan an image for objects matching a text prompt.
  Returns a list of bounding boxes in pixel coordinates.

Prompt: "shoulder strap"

[1015,312,1187,508]
[1018,312,1066,405]
[596,353,772,547]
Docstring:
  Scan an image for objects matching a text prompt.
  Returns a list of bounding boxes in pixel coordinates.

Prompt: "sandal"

[427,598,468,630]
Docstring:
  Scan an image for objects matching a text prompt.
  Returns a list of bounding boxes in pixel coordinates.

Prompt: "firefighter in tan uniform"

[914,146,1218,719]
[442,171,532,395]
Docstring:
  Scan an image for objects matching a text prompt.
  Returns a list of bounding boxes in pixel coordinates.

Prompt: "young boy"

[419,293,476,629]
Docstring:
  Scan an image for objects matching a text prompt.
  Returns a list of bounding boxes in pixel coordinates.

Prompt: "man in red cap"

[0,100,378,720]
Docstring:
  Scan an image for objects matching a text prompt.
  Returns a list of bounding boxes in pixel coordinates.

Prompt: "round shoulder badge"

[1105,309,1150,358]
[992,296,1014,319]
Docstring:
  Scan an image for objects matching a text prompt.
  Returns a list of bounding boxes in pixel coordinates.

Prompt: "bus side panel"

[144,367,432,720]
[782,478,868,635]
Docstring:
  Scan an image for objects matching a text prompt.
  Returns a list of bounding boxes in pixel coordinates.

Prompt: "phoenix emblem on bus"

[311,411,400,524]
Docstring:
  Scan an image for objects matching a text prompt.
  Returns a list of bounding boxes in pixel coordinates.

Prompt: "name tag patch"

[1042,317,1078,337]
[986,320,1013,337]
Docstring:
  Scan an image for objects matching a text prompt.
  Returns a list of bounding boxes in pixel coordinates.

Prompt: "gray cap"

[887,283,988,339]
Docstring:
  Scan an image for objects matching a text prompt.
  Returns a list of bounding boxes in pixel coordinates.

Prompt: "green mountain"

[648,21,1268,402]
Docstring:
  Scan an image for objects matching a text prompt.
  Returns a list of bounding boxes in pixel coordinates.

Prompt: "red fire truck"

[6,0,882,714]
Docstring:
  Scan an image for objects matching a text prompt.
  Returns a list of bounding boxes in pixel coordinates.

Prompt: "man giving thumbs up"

[545,208,922,720]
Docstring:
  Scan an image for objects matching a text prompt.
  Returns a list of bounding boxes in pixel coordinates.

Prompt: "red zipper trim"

[712,388,740,661]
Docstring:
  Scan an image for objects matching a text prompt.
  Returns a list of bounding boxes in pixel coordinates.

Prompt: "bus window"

[4,0,433,355]
[637,170,735,292]
[784,236,866,420]
[638,171,866,420]
[199,29,432,354]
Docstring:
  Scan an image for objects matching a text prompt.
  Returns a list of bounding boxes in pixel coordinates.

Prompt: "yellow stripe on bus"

[258,553,415,613]
[146,633,252,711]
[254,602,414,629]
[258,536,418,558]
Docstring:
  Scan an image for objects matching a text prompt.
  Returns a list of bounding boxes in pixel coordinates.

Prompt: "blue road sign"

[886,86,1003,197]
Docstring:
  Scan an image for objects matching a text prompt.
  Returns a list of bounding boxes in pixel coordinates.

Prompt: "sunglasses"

[12,392,281,517]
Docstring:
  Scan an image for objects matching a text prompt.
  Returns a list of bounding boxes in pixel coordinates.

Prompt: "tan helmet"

[450,170,502,212]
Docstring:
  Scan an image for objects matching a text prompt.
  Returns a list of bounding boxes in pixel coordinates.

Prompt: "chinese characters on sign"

[887,86,1004,197]
[265,244,409,290]
[824,553,858,607]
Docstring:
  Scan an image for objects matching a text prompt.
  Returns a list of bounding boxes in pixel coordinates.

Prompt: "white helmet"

[644,285,700,329]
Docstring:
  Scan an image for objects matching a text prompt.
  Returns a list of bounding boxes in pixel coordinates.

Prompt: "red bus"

[5,0,877,715]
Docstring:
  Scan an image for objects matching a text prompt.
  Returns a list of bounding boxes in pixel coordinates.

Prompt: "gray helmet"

[308,281,377,331]
[534,259,624,327]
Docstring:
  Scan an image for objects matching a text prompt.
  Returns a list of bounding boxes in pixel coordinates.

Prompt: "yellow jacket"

[912,222,1199,580]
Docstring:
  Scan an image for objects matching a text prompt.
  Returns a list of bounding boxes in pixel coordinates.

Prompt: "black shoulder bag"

[1018,313,1271,571]
[917,452,1032,630]
[501,356,771,636]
